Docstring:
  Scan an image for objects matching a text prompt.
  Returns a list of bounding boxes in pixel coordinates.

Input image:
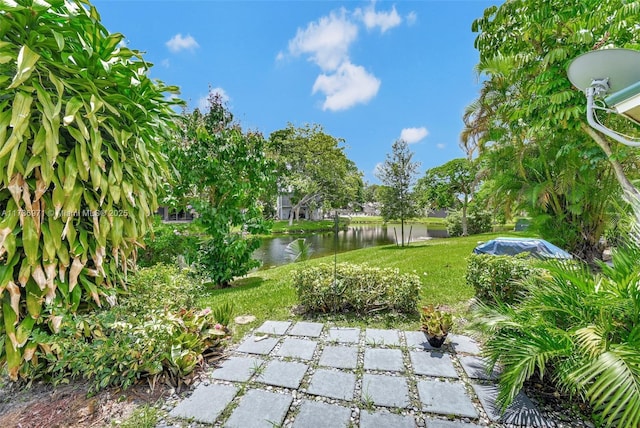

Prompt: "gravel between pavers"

[158,320,593,428]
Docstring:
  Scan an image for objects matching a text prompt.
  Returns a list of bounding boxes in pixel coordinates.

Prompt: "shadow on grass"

[379,244,432,251]
[201,276,266,297]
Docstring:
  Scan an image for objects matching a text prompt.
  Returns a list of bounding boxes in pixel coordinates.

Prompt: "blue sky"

[93,0,497,184]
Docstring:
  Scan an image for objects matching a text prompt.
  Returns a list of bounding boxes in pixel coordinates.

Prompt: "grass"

[349,215,447,228]
[269,219,349,234]
[197,231,529,339]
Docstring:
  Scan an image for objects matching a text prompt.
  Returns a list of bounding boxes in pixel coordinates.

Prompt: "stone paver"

[169,384,238,423]
[307,369,356,401]
[425,418,483,428]
[365,328,400,346]
[363,348,404,372]
[417,380,478,419]
[328,327,360,343]
[257,360,308,389]
[410,351,458,378]
[236,335,279,355]
[361,374,410,408]
[211,356,263,382]
[449,334,481,355]
[276,338,317,360]
[360,410,415,428]
[318,345,358,369]
[168,322,551,427]
[292,400,351,428]
[460,355,499,380]
[473,384,549,427]
[224,389,292,428]
[404,330,444,350]
[289,321,324,337]
[255,320,291,335]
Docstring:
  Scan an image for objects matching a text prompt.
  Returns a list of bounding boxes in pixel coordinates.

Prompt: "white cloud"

[197,87,230,111]
[166,33,199,53]
[288,9,358,71]
[161,58,170,68]
[406,11,417,26]
[373,162,383,176]
[356,3,402,33]
[400,127,429,144]
[312,61,380,111]
[437,143,446,149]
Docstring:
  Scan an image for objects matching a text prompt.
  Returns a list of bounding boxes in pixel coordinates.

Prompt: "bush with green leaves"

[446,209,492,237]
[25,265,232,391]
[0,0,180,380]
[471,242,640,427]
[466,254,541,304]
[293,262,420,314]
[138,218,201,268]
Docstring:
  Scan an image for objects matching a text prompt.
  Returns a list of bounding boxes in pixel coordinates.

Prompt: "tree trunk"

[461,195,469,236]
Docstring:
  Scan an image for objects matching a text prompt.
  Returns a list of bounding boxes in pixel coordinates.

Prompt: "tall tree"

[166,94,276,287]
[467,0,640,260]
[417,158,478,236]
[375,140,421,246]
[268,124,361,225]
[0,0,180,378]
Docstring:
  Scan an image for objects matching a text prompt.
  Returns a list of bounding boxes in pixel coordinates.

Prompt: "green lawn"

[269,219,349,234]
[198,231,528,339]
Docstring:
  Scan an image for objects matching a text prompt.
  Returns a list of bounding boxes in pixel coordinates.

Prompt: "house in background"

[155,206,195,222]
[276,194,323,220]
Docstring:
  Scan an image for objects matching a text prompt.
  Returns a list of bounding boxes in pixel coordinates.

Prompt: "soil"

[0,379,168,428]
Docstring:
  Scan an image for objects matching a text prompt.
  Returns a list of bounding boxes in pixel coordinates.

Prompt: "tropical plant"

[467,1,640,261]
[472,242,640,427]
[165,94,276,287]
[284,238,312,262]
[375,139,421,246]
[419,305,453,337]
[0,0,180,380]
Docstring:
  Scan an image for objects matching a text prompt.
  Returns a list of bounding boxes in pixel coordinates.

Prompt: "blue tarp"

[472,237,572,260]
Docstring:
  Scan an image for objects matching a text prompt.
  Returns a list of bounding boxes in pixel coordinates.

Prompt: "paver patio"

[165,320,551,427]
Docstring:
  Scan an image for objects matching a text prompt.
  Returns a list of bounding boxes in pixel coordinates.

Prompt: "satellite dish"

[567,48,640,93]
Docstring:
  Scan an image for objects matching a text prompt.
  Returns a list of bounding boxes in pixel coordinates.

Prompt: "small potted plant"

[420,305,453,348]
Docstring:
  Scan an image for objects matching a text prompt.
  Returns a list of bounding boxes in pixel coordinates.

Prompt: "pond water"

[253,223,448,269]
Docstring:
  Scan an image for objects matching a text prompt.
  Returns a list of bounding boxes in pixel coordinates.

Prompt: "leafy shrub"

[466,254,542,304]
[0,1,180,380]
[445,209,492,236]
[138,218,201,267]
[19,265,232,391]
[471,242,640,428]
[293,263,420,314]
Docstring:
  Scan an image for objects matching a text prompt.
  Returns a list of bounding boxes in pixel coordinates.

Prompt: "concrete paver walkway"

[166,320,549,427]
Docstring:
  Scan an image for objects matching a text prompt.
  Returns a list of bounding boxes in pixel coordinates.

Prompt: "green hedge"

[466,254,541,304]
[293,263,420,314]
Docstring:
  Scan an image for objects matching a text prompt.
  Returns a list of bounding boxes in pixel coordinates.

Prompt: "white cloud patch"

[313,62,380,111]
[166,33,199,53]
[356,2,402,33]
[373,162,383,176]
[437,143,446,149]
[400,127,429,144]
[286,3,411,111]
[197,87,230,111]
[288,9,358,71]
[406,11,417,26]
[161,58,170,68]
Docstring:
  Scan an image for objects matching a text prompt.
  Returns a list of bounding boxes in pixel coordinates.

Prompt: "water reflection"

[254,224,448,269]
